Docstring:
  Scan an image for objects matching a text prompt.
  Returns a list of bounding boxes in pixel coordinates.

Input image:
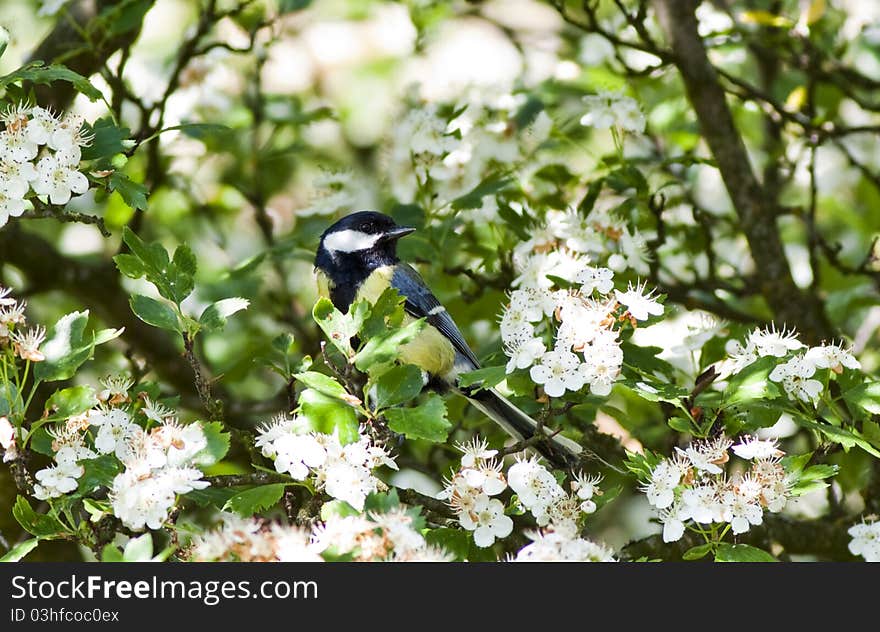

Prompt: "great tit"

[314,210,582,468]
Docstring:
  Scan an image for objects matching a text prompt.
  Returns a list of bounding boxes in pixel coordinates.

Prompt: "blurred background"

[1,0,879,559]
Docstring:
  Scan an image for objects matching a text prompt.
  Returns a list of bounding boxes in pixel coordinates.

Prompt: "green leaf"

[667,416,692,433]
[77,454,122,494]
[714,543,778,562]
[117,228,198,304]
[101,545,124,562]
[371,364,424,410]
[294,371,360,405]
[0,538,39,562]
[577,178,605,216]
[723,356,781,406]
[45,385,98,418]
[623,449,663,482]
[843,381,880,416]
[113,253,146,278]
[130,294,181,332]
[185,486,243,508]
[222,484,287,516]
[457,365,508,390]
[12,497,67,537]
[363,489,401,514]
[279,0,313,13]
[425,528,468,561]
[313,297,358,357]
[386,393,451,443]
[299,389,360,445]
[123,534,154,562]
[797,418,880,458]
[35,310,94,382]
[359,288,406,339]
[0,61,103,101]
[354,319,426,372]
[81,117,130,161]
[320,499,360,520]
[101,0,153,37]
[192,422,230,466]
[790,462,839,496]
[173,122,232,139]
[199,297,250,332]
[109,171,148,211]
[682,543,713,560]
[451,175,514,210]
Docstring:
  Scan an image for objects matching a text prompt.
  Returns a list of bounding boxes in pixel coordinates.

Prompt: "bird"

[313,210,583,469]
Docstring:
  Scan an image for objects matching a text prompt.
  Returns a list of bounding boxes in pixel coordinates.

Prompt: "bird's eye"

[360,222,374,232]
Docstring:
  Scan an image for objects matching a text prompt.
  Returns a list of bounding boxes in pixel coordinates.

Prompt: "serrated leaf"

[313,297,358,356]
[109,171,148,211]
[0,61,103,101]
[35,310,94,382]
[113,253,146,278]
[667,416,692,433]
[359,288,406,339]
[294,371,359,405]
[81,117,131,161]
[130,294,180,332]
[354,319,425,372]
[714,543,778,562]
[843,381,880,416]
[192,421,230,466]
[364,489,402,514]
[299,388,360,445]
[1,538,39,562]
[222,484,287,516]
[385,393,450,443]
[723,356,781,406]
[185,486,244,508]
[199,297,250,332]
[425,528,468,561]
[13,496,68,537]
[371,364,424,410]
[45,385,97,419]
[798,418,880,458]
[77,454,122,494]
[683,543,713,560]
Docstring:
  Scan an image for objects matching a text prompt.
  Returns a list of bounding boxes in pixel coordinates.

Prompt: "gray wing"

[391,263,480,369]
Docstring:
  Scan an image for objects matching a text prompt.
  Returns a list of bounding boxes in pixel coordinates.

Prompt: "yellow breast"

[356,266,456,376]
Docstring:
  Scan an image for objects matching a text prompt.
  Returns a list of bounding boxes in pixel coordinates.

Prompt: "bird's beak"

[381,226,416,242]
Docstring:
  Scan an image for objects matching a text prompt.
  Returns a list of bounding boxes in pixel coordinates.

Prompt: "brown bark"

[652,0,834,344]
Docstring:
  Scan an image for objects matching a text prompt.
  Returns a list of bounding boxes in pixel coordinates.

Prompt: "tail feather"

[461,386,582,469]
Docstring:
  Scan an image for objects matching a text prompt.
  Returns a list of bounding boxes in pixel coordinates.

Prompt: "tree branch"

[651,0,833,344]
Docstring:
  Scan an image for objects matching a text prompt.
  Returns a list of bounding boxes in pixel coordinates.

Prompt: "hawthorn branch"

[651,0,833,344]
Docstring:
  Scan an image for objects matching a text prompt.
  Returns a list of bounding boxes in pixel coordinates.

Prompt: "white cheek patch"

[324,229,382,254]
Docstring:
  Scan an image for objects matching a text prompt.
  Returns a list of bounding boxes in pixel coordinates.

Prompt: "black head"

[315,210,415,277]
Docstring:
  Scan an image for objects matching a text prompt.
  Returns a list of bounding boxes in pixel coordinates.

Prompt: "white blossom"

[731,436,782,461]
[514,530,616,562]
[848,521,880,562]
[529,349,585,397]
[614,281,664,321]
[575,265,614,295]
[458,494,513,547]
[32,154,89,205]
[33,461,83,499]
